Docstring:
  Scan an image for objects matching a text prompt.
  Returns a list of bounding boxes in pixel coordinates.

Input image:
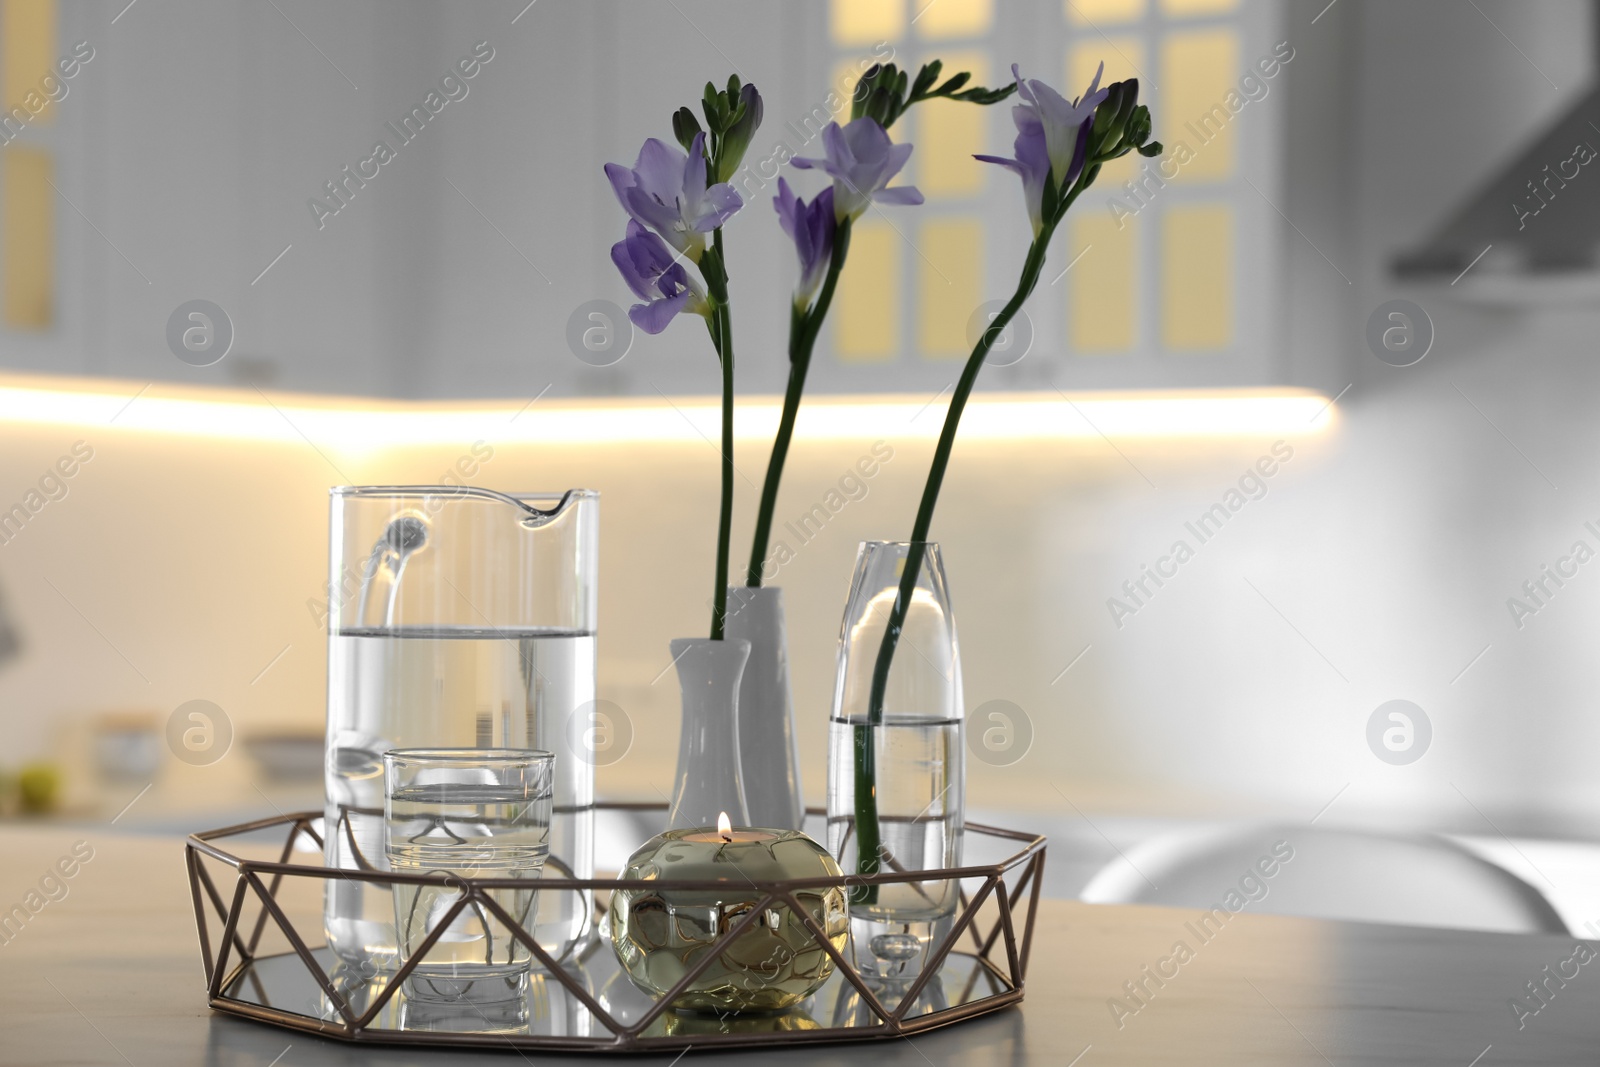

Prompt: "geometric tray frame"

[185,802,1046,1053]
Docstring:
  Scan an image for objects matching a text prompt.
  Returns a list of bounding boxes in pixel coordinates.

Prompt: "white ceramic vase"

[665,636,751,830]
[724,586,804,830]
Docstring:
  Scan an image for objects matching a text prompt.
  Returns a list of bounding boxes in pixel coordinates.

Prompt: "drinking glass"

[385,748,553,1000]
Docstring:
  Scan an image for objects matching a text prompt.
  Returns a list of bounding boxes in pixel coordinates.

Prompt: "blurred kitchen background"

[3,0,1600,922]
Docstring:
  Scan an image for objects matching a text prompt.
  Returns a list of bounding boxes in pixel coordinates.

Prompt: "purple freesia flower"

[792,118,923,221]
[976,64,1110,235]
[974,110,1053,236]
[773,178,835,308]
[1017,62,1110,186]
[605,132,742,262]
[610,220,708,334]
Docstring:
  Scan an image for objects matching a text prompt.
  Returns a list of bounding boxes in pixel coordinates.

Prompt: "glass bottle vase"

[826,541,965,981]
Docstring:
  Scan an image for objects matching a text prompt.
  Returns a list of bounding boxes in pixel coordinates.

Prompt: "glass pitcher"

[322,486,598,968]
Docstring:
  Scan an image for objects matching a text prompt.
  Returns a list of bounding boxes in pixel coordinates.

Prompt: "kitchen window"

[0,0,58,331]
[820,0,1288,390]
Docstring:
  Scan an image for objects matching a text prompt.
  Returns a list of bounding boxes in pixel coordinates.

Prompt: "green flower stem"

[851,177,1093,900]
[702,228,736,641]
[744,303,806,589]
[848,718,879,904]
[746,75,1010,590]
[865,231,1053,712]
[746,218,853,587]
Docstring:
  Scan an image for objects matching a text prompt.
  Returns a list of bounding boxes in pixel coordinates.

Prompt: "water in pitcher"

[324,626,595,966]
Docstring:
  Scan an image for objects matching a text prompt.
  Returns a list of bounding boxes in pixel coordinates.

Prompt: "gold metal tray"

[184,803,1045,1053]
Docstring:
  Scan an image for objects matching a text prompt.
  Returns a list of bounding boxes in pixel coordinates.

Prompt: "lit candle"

[609,811,848,1015]
[677,811,772,846]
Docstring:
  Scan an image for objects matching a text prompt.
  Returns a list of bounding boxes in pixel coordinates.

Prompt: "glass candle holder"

[609,819,848,1015]
[384,748,553,1001]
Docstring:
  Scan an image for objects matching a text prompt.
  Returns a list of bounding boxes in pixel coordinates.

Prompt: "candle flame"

[717,811,733,841]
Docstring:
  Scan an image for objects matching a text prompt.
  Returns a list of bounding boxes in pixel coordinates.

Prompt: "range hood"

[1395,7,1600,288]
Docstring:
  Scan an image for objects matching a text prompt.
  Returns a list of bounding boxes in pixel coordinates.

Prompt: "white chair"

[1080,823,1567,935]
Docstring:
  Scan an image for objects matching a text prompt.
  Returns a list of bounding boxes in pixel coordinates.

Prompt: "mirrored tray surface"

[223,943,1013,1048]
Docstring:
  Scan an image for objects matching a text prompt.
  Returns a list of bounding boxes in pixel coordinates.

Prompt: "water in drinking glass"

[385,750,552,997]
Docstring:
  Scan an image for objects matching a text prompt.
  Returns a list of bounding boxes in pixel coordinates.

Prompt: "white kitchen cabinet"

[0,0,1345,401]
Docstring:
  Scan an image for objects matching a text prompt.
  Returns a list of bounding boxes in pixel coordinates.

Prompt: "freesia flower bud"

[716,82,764,183]
[672,107,703,154]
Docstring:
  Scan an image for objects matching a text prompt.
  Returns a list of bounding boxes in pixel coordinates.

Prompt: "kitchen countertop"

[2,825,1598,1064]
